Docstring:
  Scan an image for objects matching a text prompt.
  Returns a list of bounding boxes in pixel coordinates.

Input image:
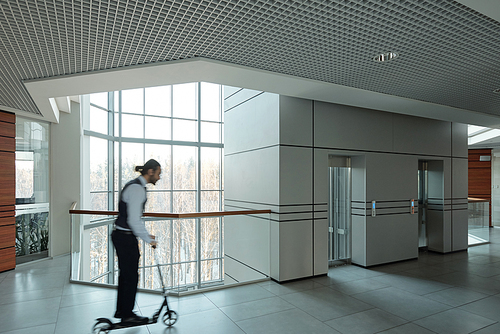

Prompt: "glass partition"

[468,198,490,246]
[15,117,50,263]
[70,211,270,294]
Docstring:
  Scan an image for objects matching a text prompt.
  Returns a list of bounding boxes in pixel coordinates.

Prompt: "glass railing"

[468,198,490,246]
[69,205,271,294]
[15,203,50,262]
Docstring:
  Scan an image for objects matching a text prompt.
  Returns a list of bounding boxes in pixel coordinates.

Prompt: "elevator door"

[328,159,351,265]
[418,161,428,248]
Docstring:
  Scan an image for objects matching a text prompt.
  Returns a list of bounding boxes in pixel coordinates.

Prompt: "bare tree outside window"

[86,82,223,290]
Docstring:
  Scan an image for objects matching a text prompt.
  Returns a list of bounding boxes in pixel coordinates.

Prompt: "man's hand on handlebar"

[150,235,157,249]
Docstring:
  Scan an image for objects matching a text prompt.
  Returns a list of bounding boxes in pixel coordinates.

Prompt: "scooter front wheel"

[162,310,178,327]
[92,318,113,334]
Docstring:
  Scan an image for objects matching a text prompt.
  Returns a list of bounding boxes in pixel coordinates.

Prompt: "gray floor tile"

[147,308,246,334]
[402,264,455,278]
[353,287,451,321]
[431,272,500,295]
[60,287,116,307]
[281,286,373,321]
[372,273,452,295]
[329,277,390,295]
[0,272,68,295]
[55,299,127,334]
[203,283,275,307]
[139,293,217,316]
[325,308,408,334]
[62,282,114,296]
[368,260,422,274]
[378,323,436,334]
[259,279,325,296]
[1,324,56,334]
[413,309,496,334]
[220,296,294,321]
[471,322,500,334]
[0,287,63,305]
[237,309,341,334]
[0,296,61,332]
[424,287,488,307]
[459,295,500,321]
[333,265,387,280]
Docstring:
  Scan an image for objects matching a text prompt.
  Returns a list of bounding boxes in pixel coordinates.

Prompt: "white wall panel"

[279,220,313,281]
[314,102,394,151]
[224,88,265,111]
[224,215,270,279]
[452,210,468,251]
[225,146,279,205]
[452,123,468,158]
[351,216,366,266]
[365,153,417,201]
[444,158,452,200]
[224,92,279,155]
[270,221,280,280]
[314,219,328,276]
[279,96,313,146]
[50,100,81,256]
[452,158,468,199]
[393,115,451,156]
[365,215,418,266]
[279,146,313,205]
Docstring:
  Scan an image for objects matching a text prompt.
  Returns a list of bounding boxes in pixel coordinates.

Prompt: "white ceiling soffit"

[3,0,500,125]
[25,57,500,125]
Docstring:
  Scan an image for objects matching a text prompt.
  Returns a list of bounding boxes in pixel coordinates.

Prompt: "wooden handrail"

[69,209,272,218]
[468,197,490,203]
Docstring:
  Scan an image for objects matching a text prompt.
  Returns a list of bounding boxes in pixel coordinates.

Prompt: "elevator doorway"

[418,161,428,248]
[418,160,444,251]
[328,157,351,265]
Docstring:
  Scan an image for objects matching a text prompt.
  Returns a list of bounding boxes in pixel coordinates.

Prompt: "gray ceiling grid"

[0,0,499,117]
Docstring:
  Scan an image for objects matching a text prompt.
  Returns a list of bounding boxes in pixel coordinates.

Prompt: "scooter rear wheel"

[92,318,113,334]
[162,310,178,327]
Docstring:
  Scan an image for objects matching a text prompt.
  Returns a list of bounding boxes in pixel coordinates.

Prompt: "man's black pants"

[111,229,140,317]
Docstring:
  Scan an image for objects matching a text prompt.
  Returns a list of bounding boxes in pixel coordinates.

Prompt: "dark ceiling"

[1,0,499,121]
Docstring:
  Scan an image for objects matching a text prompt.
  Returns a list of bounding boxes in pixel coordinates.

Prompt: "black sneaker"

[121,314,149,324]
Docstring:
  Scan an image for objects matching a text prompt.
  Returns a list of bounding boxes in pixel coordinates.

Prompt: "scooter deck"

[110,318,157,329]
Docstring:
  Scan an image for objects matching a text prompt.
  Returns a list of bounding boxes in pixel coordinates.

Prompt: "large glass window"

[15,118,50,263]
[82,82,224,289]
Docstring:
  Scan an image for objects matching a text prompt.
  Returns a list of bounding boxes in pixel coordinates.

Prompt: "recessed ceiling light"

[373,52,398,62]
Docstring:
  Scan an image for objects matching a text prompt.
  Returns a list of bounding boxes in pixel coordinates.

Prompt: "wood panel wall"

[469,148,492,226]
[0,111,15,272]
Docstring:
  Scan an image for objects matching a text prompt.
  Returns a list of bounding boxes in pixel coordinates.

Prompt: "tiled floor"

[4,230,500,334]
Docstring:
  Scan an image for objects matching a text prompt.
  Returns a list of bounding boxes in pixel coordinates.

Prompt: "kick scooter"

[92,247,178,333]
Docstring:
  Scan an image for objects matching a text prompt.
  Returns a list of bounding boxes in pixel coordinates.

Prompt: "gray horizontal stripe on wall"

[352,208,366,215]
[359,202,415,210]
[224,144,280,157]
[224,254,268,278]
[224,91,265,112]
[277,205,314,213]
[314,212,328,219]
[273,218,314,224]
[276,213,314,221]
[314,204,328,211]
[375,207,414,215]
[225,199,279,210]
[428,203,445,208]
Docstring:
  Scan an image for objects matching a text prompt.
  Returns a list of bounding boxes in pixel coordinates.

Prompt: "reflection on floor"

[3,229,500,333]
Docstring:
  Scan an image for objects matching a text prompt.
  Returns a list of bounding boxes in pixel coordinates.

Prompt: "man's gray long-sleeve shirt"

[115,176,153,244]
